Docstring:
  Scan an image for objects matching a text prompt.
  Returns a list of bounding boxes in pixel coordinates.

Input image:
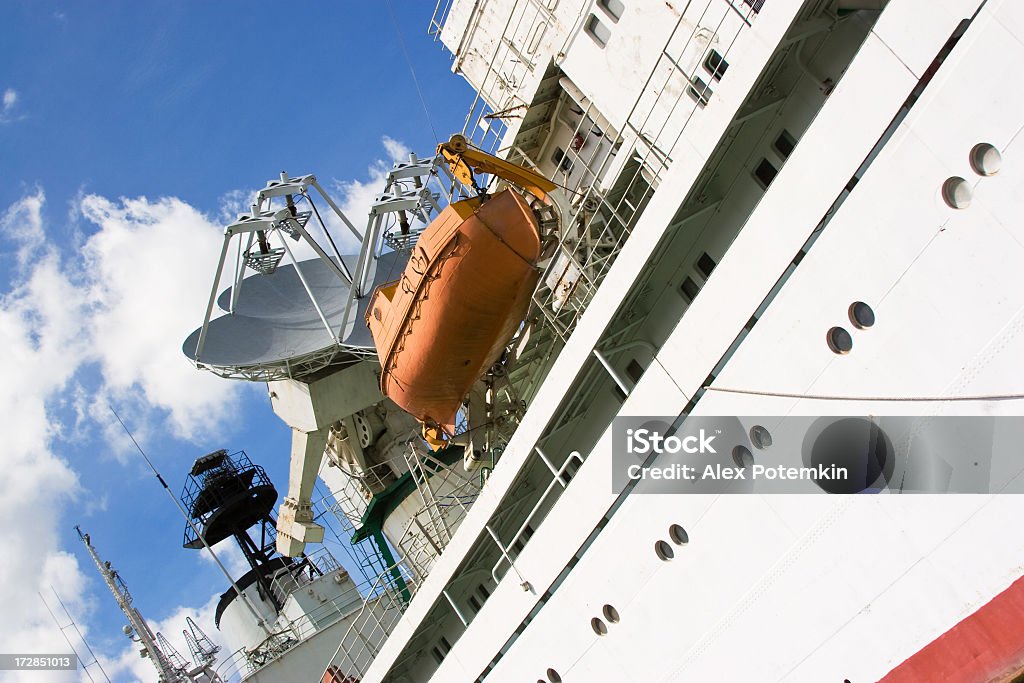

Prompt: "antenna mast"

[74,526,183,682]
[183,617,219,667]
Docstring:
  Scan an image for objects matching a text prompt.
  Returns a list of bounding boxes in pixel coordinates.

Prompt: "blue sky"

[0,2,474,680]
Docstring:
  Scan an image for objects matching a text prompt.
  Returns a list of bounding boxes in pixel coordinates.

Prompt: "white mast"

[75,526,184,683]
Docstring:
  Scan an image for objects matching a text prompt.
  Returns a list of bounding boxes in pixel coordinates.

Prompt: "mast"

[183,616,219,667]
[74,526,183,682]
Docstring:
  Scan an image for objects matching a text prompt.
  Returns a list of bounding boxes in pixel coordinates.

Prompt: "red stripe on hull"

[879,574,1024,683]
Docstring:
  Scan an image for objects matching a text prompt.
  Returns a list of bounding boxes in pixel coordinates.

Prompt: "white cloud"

[326,135,425,254]
[80,194,246,441]
[382,135,410,163]
[0,189,248,681]
[0,140,416,680]
[100,593,233,683]
[256,137,419,261]
[200,537,252,580]
[1,88,21,124]
[1,188,45,267]
[0,191,90,683]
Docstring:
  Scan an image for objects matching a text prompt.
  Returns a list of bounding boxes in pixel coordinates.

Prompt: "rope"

[703,386,1024,402]
[384,0,440,146]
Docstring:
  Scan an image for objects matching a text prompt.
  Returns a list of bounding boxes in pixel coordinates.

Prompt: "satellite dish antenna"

[183,162,443,382]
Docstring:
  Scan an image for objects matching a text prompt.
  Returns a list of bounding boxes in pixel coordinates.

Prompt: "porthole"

[655,539,675,560]
[547,669,562,683]
[941,176,972,209]
[969,142,1001,176]
[826,326,853,355]
[668,524,689,545]
[603,604,620,623]
[848,301,875,329]
[591,617,608,635]
[732,445,754,468]
[750,425,772,450]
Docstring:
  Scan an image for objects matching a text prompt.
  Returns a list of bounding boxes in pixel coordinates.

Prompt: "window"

[774,129,796,159]
[696,252,717,279]
[597,0,624,22]
[626,359,645,383]
[743,0,766,13]
[704,50,729,81]
[680,276,700,303]
[512,524,536,554]
[687,75,712,107]
[468,595,482,613]
[753,158,778,189]
[584,14,611,47]
[551,147,574,173]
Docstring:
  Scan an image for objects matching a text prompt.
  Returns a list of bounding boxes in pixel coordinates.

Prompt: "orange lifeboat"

[366,189,542,435]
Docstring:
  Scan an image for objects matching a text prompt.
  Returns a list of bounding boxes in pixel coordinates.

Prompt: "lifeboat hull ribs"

[367,189,542,434]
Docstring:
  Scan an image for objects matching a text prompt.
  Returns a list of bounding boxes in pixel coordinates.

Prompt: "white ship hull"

[187,1,1024,681]
[350,1,1024,681]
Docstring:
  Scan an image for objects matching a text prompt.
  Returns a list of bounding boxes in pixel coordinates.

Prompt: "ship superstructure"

[181,0,1024,681]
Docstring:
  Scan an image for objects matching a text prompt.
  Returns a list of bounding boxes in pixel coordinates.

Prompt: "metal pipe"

[593,348,632,396]
[310,178,363,242]
[195,232,232,362]
[280,237,338,343]
[442,589,470,627]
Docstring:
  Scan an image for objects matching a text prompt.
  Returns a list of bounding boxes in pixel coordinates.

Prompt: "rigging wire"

[107,404,275,637]
[384,0,440,146]
[703,386,1024,402]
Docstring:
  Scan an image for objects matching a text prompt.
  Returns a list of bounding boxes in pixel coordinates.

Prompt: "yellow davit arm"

[438,134,557,201]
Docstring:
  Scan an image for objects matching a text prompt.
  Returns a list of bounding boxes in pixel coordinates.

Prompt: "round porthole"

[848,301,875,329]
[827,327,853,354]
[668,524,689,545]
[732,445,754,468]
[591,617,608,636]
[655,539,675,561]
[750,425,772,450]
[942,176,972,209]
[969,142,1001,176]
[547,669,562,683]
[603,604,620,623]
